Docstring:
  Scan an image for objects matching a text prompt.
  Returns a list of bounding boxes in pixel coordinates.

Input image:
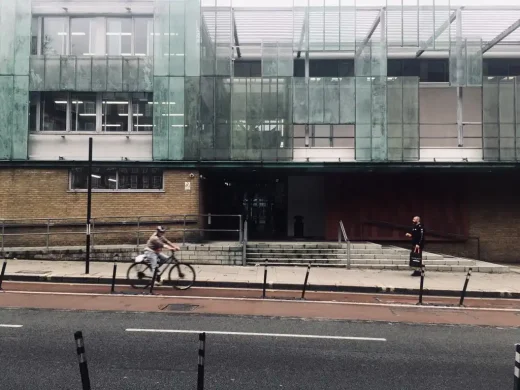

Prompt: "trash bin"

[294,215,304,238]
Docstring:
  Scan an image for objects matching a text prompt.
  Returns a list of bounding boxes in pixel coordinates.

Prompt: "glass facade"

[2,0,520,162]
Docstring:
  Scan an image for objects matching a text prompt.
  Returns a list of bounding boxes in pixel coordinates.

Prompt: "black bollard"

[74,331,91,390]
[515,344,520,390]
[110,263,117,294]
[149,267,158,294]
[301,263,311,299]
[459,268,473,306]
[418,267,425,305]
[0,261,6,290]
[262,261,268,299]
[197,332,206,390]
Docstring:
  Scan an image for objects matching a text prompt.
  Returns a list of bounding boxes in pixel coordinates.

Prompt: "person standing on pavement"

[406,216,425,277]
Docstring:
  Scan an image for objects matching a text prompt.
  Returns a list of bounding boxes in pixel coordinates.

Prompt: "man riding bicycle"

[144,226,180,285]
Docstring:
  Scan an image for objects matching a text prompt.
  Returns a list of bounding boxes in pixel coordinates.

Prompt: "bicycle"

[126,251,196,290]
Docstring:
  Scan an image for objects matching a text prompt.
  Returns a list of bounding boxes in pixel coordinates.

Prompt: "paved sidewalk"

[1,259,519,298]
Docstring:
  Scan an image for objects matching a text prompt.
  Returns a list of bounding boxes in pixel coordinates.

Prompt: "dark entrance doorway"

[202,171,288,240]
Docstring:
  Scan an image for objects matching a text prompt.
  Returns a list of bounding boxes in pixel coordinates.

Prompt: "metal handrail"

[0,213,243,254]
[361,219,481,260]
[338,220,351,269]
[242,220,248,266]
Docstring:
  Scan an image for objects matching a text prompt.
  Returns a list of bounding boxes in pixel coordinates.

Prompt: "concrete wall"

[28,133,153,161]
[287,176,325,239]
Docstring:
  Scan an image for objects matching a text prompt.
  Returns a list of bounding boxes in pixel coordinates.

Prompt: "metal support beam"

[305,49,309,78]
[481,19,520,54]
[457,87,463,147]
[355,9,382,58]
[297,8,309,58]
[416,8,461,58]
[232,8,241,58]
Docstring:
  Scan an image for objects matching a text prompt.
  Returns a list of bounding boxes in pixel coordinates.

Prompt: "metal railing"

[0,214,243,254]
[242,220,248,266]
[338,220,351,269]
[361,219,481,260]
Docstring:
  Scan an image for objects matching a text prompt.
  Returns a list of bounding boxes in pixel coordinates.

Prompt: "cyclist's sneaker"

[155,275,163,286]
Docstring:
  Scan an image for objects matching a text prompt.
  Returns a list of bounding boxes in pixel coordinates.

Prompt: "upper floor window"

[30,91,153,132]
[34,16,153,56]
[42,17,68,55]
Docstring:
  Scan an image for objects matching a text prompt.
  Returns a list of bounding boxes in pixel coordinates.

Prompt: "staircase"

[246,242,509,273]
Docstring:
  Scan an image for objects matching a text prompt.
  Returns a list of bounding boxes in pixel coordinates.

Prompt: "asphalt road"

[0,308,518,389]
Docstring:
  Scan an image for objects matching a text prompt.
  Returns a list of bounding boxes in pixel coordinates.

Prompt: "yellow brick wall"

[0,168,200,219]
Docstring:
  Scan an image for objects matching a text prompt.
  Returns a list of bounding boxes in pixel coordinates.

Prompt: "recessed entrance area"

[201,171,326,241]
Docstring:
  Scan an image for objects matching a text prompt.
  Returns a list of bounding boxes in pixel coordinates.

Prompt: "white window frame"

[68,168,165,193]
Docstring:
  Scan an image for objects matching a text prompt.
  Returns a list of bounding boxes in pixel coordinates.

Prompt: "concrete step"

[245,262,508,273]
[246,258,475,266]
[246,253,444,260]
[247,243,381,250]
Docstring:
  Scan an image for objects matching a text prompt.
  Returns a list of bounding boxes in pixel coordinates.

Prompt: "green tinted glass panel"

[107,57,123,91]
[44,56,60,91]
[168,76,185,159]
[152,76,169,160]
[0,76,13,159]
[29,56,45,90]
[60,57,76,90]
[122,57,139,92]
[76,57,92,91]
[91,57,107,91]
[12,75,29,159]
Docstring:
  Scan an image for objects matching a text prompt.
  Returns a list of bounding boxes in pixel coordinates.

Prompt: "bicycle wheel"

[168,263,196,290]
[127,262,153,289]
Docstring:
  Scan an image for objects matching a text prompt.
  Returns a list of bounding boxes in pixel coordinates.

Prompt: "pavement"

[0,308,518,389]
[1,259,520,298]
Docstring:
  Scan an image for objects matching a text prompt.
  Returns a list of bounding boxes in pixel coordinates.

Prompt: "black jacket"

[411,223,425,248]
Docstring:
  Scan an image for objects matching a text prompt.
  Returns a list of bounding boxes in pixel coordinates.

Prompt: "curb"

[3,273,520,299]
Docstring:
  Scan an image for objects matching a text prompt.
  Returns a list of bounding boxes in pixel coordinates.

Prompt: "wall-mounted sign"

[185,181,191,191]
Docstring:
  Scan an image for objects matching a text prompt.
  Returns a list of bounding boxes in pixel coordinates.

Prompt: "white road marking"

[125,329,387,342]
[0,324,23,328]
[3,289,520,313]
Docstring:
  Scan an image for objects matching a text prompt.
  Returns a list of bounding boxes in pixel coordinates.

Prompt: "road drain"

[161,304,199,312]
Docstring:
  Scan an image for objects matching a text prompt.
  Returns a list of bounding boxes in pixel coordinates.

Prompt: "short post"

[238,215,243,243]
[183,215,187,245]
[110,263,117,294]
[418,267,425,305]
[301,263,311,299]
[149,267,158,294]
[74,331,91,390]
[242,220,248,266]
[0,260,7,290]
[136,216,141,248]
[262,261,268,299]
[46,219,50,251]
[514,344,520,390]
[197,332,206,390]
[459,268,473,306]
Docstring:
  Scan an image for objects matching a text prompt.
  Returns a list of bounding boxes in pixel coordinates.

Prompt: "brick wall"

[0,168,201,246]
[324,172,520,264]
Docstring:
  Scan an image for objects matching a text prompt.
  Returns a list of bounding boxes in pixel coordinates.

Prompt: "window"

[31,92,153,132]
[31,17,39,55]
[71,93,97,131]
[34,16,153,56]
[234,61,261,77]
[70,18,98,56]
[40,92,68,131]
[42,17,68,55]
[134,18,153,56]
[132,93,154,131]
[103,93,130,132]
[107,18,133,55]
[70,167,164,191]
[107,17,154,56]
